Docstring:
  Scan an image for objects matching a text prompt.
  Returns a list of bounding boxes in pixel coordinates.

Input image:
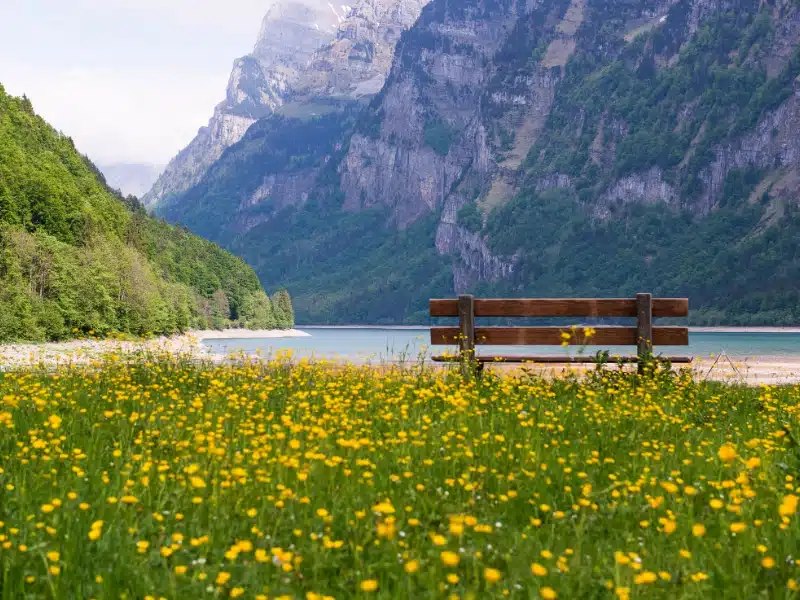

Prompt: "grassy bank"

[1,357,799,598]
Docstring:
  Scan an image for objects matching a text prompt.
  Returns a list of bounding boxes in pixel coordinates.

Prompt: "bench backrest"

[429,294,688,357]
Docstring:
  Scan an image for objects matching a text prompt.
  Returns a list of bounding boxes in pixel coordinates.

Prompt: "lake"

[201,327,800,362]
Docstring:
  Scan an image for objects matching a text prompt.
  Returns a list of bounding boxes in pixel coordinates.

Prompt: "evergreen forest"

[0,85,294,342]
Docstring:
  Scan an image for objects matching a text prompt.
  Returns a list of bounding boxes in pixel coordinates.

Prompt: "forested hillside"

[0,85,293,342]
[159,0,800,325]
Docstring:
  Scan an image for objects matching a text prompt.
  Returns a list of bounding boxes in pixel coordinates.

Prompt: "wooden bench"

[429,293,691,374]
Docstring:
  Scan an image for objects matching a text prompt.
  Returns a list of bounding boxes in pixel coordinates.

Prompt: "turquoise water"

[201,327,800,362]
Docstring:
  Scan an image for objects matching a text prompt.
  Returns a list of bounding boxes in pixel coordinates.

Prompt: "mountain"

[0,85,292,342]
[98,162,163,198]
[143,0,429,209]
[159,0,800,325]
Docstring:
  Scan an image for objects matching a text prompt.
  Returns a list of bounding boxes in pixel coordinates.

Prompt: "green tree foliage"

[423,119,456,156]
[0,85,293,342]
[457,203,483,233]
[0,240,43,341]
[240,291,277,329]
[233,198,452,325]
[527,5,800,198]
[271,289,295,328]
[482,187,800,325]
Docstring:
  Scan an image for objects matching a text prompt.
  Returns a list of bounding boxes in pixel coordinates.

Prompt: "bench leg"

[460,359,482,379]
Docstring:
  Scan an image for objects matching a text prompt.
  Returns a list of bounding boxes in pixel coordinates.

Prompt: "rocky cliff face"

[338,0,536,229]
[144,0,428,209]
[158,0,800,324]
[334,0,676,287]
[699,81,800,212]
[143,1,338,208]
[296,0,429,101]
[335,0,800,291]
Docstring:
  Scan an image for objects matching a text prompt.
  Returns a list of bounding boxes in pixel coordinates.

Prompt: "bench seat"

[432,355,694,364]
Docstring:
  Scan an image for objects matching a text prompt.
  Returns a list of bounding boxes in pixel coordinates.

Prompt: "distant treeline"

[0,84,293,342]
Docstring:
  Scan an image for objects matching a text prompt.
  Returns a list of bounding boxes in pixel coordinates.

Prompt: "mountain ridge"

[159,0,800,325]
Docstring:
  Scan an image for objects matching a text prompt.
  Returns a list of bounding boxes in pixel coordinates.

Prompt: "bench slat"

[431,355,694,364]
[430,298,688,318]
[430,326,689,346]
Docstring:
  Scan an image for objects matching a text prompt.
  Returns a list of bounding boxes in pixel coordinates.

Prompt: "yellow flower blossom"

[531,563,548,576]
[404,560,419,574]
[634,571,657,585]
[540,587,558,599]
[440,551,460,567]
[718,444,737,463]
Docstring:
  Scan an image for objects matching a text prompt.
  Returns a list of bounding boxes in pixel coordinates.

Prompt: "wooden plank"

[430,298,458,317]
[431,355,694,364]
[431,326,689,346]
[636,293,653,374]
[430,298,688,318]
[458,295,475,375]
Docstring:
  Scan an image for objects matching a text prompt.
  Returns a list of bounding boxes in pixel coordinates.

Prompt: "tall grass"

[1,355,799,598]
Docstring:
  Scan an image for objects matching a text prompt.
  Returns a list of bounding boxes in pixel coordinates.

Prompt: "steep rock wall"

[145,0,429,209]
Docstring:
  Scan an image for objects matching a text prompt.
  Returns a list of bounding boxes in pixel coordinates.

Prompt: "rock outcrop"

[296,0,429,101]
[144,0,428,209]
[699,81,800,213]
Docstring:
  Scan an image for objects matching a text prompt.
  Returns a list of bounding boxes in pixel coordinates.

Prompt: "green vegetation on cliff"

[0,85,293,342]
[484,188,800,325]
[234,199,452,324]
[527,4,800,197]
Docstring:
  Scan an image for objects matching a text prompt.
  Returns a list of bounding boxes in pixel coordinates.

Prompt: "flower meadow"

[1,356,800,599]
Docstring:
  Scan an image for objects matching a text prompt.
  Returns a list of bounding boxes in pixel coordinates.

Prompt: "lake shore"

[191,328,310,340]
[2,328,800,384]
[0,329,308,370]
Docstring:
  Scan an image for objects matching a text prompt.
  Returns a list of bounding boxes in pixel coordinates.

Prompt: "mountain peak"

[253,1,340,67]
[143,0,429,209]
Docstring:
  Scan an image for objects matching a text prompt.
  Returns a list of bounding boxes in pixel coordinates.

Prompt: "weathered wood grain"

[429,298,688,318]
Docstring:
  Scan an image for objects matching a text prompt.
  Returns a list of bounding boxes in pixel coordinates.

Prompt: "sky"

[0,0,273,166]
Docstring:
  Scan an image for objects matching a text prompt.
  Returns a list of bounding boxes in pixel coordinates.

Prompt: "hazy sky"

[0,0,273,165]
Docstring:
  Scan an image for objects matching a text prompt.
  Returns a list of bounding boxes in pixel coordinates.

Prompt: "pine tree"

[271,289,295,329]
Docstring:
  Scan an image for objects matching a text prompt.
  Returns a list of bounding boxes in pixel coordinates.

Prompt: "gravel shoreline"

[0,329,308,370]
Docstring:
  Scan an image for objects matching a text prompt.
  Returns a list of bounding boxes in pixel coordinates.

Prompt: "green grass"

[1,356,799,599]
